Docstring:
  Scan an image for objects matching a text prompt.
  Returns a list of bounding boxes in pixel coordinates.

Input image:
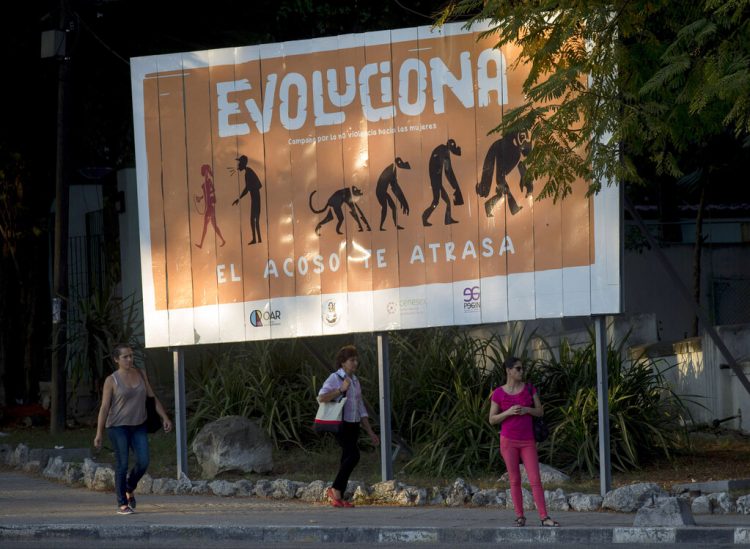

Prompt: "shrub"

[183,325,693,478]
[62,289,143,394]
[533,333,692,475]
[386,328,500,476]
[186,341,321,448]
[185,334,381,449]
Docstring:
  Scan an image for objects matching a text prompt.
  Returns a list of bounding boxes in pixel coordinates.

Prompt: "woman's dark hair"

[111,343,132,362]
[335,345,358,369]
[504,356,522,370]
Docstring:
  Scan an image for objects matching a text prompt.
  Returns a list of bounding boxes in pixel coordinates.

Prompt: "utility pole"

[47,0,71,434]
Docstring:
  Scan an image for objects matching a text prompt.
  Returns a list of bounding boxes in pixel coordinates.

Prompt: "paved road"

[0,542,741,549]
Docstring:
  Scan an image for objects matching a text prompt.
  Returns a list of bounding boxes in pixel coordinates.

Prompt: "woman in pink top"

[489,356,559,527]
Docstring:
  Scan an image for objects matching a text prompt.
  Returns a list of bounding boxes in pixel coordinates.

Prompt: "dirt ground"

[608,429,750,490]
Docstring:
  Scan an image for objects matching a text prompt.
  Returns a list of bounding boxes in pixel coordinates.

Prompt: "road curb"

[1,524,748,544]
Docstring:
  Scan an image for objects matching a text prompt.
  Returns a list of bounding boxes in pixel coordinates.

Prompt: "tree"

[439,0,749,196]
[440,0,750,335]
[0,147,51,406]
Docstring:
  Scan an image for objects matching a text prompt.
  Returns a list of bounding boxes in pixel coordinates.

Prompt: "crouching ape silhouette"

[310,186,372,236]
[476,130,532,217]
[422,138,464,226]
[376,157,411,231]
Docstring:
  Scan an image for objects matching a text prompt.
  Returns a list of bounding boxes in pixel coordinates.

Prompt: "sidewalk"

[1,470,748,545]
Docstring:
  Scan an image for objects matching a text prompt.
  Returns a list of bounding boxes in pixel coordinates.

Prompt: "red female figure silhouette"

[195,164,226,249]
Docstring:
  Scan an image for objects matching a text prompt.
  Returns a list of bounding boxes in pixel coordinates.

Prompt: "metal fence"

[67,209,106,325]
[712,277,750,326]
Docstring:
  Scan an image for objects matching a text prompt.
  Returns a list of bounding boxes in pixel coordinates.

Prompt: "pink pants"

[500,436,548,518]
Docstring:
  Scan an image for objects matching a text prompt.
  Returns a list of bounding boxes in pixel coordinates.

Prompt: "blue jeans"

[107,423,150,507]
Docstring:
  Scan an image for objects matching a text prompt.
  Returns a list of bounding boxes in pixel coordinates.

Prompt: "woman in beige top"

[94,344,172,514]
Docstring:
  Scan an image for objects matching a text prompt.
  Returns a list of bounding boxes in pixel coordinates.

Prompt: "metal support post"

[594,315,612,496]
[173,348,188,479]
[377,333,393,481]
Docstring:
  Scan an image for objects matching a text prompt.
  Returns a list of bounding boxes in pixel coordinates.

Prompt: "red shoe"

[341,500,354,508]
[326,487,344,507]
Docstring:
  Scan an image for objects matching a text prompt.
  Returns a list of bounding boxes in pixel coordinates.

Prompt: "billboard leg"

[173,348,188,479]
[377,333,393,481]
[594,315,612,496]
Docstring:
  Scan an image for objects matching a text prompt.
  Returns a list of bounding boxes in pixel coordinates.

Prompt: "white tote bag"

[313,396,347,433]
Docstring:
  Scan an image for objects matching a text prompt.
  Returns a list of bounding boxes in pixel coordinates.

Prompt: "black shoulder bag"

[137,369,162,433]
[527,384,549,443]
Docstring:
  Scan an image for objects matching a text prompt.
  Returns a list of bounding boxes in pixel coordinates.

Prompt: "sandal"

[540,516,560,527]
[326,487,345,508]
[514,516,526,527]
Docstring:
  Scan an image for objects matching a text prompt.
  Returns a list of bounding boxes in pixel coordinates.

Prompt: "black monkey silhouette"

[376,157,411,231]
[475,131,532,217]
[309,186,372,236]
[422,138,464,226]
[231,155,263,244]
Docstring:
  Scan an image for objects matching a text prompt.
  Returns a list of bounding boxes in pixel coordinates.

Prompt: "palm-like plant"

[536,332,694,475]
[386,328,502,476]
[183,325,695,478]
[61,289,143,396]
[186,341,325,448]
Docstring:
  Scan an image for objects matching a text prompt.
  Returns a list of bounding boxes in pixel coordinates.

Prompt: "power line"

[75,11,130,66]
[393,0,434,20]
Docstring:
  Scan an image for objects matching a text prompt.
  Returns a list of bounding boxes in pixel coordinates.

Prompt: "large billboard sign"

[130,22,620,348]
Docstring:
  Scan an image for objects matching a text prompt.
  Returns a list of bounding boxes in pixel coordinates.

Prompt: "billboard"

[130,22,620,348]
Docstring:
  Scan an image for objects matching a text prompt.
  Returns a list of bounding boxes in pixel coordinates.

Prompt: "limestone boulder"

[634,496,695,526]
[545,488,570,511]
[208,479,238,497]
[707,492,737,514]
[92,466,115,491]
[568,492,603,512]
[445,478,472,506]
[603,482,668,512]
[297,480,327,502]
[192,415,273,479]
[472,489,506,507]
[395,485,428,506]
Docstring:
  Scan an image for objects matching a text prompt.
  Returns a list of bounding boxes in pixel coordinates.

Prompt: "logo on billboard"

[249,309,281,327]
[388,297,427,316]
[323,299,339,326]
[463,286,481,312]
